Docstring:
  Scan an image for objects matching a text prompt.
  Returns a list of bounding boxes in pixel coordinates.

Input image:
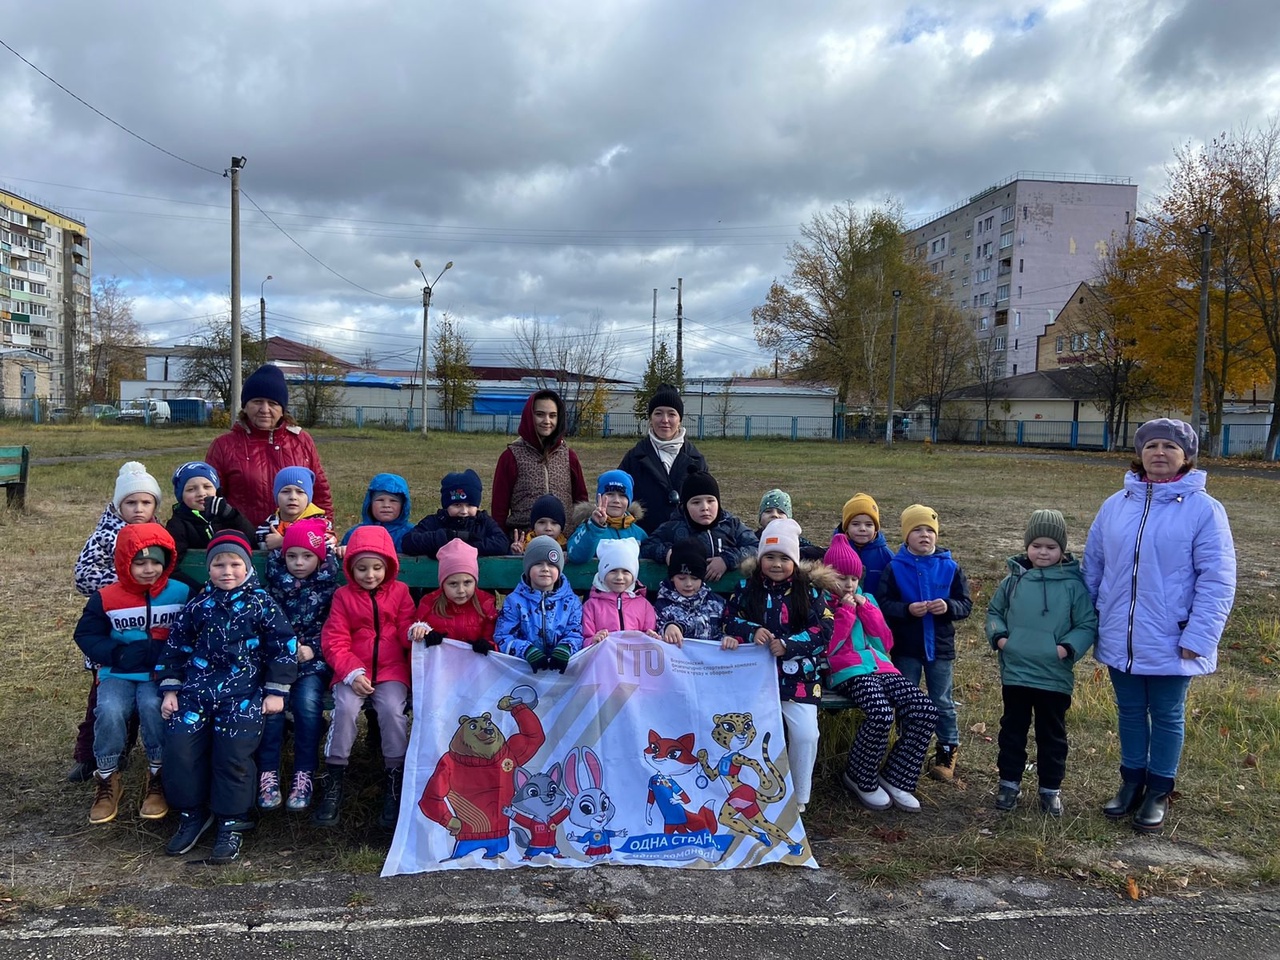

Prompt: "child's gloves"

[202,495,235,521]
[550,644,573,673]
[470,639,491,656]
[524,647,548,672]
[424,630,446,647]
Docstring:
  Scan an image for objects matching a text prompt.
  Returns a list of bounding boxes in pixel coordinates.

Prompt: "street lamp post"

[885,290,902,447]
[259,275,273,367]
[1193,224,1213,439]
[414,259,453,436]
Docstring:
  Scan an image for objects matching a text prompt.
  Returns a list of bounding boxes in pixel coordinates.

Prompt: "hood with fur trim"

[736,556,843,597]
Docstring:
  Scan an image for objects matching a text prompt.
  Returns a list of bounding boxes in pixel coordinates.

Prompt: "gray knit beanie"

[1024,509,1068,551]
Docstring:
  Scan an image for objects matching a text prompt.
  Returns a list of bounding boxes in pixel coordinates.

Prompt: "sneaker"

[209,820,245,864]
[994,783,1022,811]
[139,768,169,820]
[927,743,958,782]
[1039,790,1063,818]
[840,770,891,811]
[66,760,94,783]
[878,776,921,813]
[286,771,314,812]
[257,770,282,811]
[166,809,213,856]
[88,771,123,824]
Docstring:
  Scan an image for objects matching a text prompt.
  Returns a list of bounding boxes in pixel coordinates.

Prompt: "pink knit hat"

[437,538,479,584]
[282,517,327,560]
[823,533,864,579]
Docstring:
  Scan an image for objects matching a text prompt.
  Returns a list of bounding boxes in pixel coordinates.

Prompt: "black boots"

[311,766,346,828]
[378,767,404,830]
[1102,780,1146,819]
[1133,791,1170,834]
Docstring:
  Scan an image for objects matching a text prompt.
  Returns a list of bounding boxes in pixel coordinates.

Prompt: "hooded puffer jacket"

[341,473,414,550]
[205,418,333,527]
[581,582,657,640]
[489,390,588,533]
[826,589,897,686]
[1083,469,1235,676]
[321,525,417,687]
[73,523,190,681]
[986,553,1098,695]
[566,500,648,564]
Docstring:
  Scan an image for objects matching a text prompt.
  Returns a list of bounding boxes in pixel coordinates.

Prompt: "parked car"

[81,404,119,421]
[117,399,171,424]
[48,406,74,423]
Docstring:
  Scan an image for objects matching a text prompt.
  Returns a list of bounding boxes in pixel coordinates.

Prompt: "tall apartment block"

[904,172,1136,378]
[1,186,91,403]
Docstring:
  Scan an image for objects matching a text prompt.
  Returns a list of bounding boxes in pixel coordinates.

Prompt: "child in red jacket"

[412,539,498,653]
[315,525,416,830]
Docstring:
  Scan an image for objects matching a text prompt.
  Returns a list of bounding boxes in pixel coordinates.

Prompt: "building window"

[996,284,1010,301]
[963,253,970,264]
[1097,330,1106,347]
[1023,205,1028,219]
[978,292,991,306]
[965,228,972,239]
[1015,311,1021,327]
[962,277,969,286]
[999,231,1013,249]
[977,267,991,282]
[1019,258,1024,273]
[1017,285,1022,297]
[993,335,1007,351]
[983,242,993,257]
[1002,205,1014,224]
[984,215,994,231]
[980,316,990,330]
[1011,363,1017,375]
[949,269,956,279]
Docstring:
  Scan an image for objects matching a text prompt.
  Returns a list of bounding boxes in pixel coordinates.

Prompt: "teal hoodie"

[986,553,1098,696]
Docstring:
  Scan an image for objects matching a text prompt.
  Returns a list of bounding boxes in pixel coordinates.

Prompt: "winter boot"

[1133,774,1174,834]
[927,743,958,782]
[994,781,1022,811]
[1038,789,1063,818]
[257,769,283,811]
[311,766,346,828]
[1102,767,1147,820]
[378,767,404,830]
[66,760,94,783]
[139,767,169,820]
[89,771,123,824]
[209,818,247,864]
[286,770,314,813]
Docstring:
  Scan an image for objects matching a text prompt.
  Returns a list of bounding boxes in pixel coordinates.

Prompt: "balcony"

[72,243,88,257]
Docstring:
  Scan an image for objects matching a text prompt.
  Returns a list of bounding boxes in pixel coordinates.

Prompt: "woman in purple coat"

[1083,419,1236,834]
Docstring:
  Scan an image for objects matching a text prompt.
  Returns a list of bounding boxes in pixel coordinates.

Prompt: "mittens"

[203,495,234,520]
[470,639,492,656]
[524,647,548,672]
[424,630,446,647]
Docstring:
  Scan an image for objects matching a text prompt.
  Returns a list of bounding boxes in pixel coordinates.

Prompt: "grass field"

[2,422,1277,901]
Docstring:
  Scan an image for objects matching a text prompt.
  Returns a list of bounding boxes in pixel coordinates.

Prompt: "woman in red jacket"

[205,365,333,528]
[490,389,588,538]
[314,526,416,830]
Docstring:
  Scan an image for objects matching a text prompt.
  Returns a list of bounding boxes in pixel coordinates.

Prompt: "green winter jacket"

[986,553,1098,695]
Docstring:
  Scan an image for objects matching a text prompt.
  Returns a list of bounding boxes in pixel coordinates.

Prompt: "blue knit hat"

[441,469,483,508]
[596,469,633,503]
[242,364,289,410]
[273,466,315,500]
[172,461,220,500]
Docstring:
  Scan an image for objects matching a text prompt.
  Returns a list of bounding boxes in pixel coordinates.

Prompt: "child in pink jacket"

[582,539,658,644]
[825,534,938,814]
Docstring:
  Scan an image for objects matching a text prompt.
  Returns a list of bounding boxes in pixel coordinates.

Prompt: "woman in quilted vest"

[490,389,588,539]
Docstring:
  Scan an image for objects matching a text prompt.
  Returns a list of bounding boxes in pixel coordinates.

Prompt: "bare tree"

[87,276,146,406]
[432,312,477,431]
[967,337,1006,444]
[902,305,976,437]
[178,316,256,409]
[504,312,620,434]
[712,379,738,438]
[292,343,346,428]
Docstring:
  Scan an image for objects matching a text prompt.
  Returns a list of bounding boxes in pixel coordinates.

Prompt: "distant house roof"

[263,337,353,370]
[951,368,1103,402]
[378,365,627,385]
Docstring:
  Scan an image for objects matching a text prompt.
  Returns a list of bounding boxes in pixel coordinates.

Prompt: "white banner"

[382,632,817,874]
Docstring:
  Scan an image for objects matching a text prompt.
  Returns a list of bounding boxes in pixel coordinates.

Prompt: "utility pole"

[1193,224,1212,439]
[259,275,273,368]
[229,156,246,414]
[674,277,683,386]
[651,288,657,358]
[414,259,453,437]
[885,290,902,447]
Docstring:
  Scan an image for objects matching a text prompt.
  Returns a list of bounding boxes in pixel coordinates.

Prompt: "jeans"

[94,676,164,772]
[256,673,327,774]
[893,655,958,745]
[1108,668,1191,782]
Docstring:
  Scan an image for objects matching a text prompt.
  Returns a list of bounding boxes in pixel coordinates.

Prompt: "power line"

[0,37,223,178]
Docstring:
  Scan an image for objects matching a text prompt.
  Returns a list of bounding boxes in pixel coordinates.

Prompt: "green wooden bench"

[0,445,30,508]
[175,550,860,710]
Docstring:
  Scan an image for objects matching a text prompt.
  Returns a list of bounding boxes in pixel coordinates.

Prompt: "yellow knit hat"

[900,504,940,543]
[842,493,880,532]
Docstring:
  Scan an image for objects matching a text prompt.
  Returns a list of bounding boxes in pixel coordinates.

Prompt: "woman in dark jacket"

[618,384,708,534]
[205,365,333,528]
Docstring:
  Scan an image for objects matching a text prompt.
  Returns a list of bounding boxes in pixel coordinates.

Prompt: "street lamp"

[885,290,902,447]
[259,275,273,366]
[414,258,453,436]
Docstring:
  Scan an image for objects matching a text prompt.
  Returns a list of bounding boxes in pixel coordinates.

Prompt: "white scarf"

[649,428,686,471]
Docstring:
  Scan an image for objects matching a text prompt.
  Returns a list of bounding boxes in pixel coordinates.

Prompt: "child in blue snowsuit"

[159,530,297,864]
[495,536,585,672]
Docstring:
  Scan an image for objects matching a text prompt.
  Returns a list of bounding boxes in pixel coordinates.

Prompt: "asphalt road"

[3,869,1277,960]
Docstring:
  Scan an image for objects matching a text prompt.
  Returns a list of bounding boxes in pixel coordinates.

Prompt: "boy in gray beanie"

[495,536,585,672]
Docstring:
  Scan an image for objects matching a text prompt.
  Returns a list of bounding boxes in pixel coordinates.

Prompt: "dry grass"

[2,424,1277,895]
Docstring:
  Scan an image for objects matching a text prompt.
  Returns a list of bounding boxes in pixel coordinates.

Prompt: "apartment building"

[904,172,1136,378]
[1,186,91,403]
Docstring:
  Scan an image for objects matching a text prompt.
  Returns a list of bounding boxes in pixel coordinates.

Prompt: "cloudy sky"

[3,0,1277,380]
